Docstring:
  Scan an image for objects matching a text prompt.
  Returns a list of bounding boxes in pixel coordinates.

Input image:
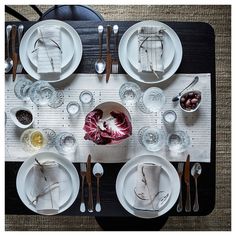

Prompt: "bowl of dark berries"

[10,107,34,128]
[179,90,202,112]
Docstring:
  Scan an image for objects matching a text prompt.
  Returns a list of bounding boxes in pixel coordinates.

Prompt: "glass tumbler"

[14,77,33,101]
[167,131,190,153]
[79,90,94,106]
[55,132,77,155]
[66,101,80,117]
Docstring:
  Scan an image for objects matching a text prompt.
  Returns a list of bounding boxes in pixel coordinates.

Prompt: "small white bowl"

[179,90,202,113]
[10,107,34,128]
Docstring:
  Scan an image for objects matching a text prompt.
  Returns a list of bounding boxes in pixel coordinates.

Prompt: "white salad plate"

[19,20,83,83]
[119,20,183,84]
[116,154,180,218]
[16,152,80,215]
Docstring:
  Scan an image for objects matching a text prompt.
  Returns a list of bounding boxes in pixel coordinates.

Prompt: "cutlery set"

[95,24,119,82]
[5,24,24,80]
[80,154,104,212]
[177,154,202,213]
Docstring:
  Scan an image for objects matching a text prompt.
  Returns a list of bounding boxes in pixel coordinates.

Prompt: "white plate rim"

[19,20,83,83]
[116,154,180,218]
[16,152,80,215]
[118,20,183,84]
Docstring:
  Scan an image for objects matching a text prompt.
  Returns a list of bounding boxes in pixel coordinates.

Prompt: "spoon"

[95,25,106,74]
[191,163,202,212]
[172,76,199,102]
[92,163,104,212]
[5,25,13,73]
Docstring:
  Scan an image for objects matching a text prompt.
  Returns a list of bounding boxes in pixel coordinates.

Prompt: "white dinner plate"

[19,20,83,83]
[127,28,175,71]
[27,26,75,69]
[116,155,180,218]
[16,152,80,215]
[119,21,183,84]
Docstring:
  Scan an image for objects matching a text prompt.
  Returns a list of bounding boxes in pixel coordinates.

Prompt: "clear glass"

[162,110,177,125]
[138,126,165,152]
[20,128,47,152]
[167,131,190,153]
[119,82,141,106]
[79,90,93,105]
[66,101,80,117]
[14,77,33,101]
[55,132,77,155]
[138,87,166,113]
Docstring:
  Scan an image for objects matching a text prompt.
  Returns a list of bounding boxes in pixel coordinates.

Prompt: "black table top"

[5,20,216,217]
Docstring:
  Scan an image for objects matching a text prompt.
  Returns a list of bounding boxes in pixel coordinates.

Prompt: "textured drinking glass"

[138,87,166,113]
[167,131,190,153]
[20,128,47,152]
[119,82,142,106]
[162,110,177,125]
[14,77,33,101]
[79,90,93,105]
[66,101,80,117]
[138,126,166,152]
[55,132,77,154]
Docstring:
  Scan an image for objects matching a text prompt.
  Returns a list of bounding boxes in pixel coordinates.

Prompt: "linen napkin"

[133,163,162,211]
[28,160,60,215]
[138,26,164,73]
[37,26,62,74]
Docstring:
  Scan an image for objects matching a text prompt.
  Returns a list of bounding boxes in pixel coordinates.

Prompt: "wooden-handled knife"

[11,25,17,81]
[86,154,94,212]
[184,154,191,212]
[106,25,112,83]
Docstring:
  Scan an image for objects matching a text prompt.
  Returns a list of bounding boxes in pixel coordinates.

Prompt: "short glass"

[162,110,177,125]
[138,87,166,113]
[20,128,47,152]
[119,82,141,106]
[14,77,33,101]
[138,126,166,152]
[79,90,93,105]
[66,101,80,117]
[167,131,190,153]
[55,132,77,155]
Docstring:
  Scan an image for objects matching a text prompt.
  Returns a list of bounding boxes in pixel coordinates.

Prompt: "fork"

[80,162,87,212]
[112,25,119,73]
[176,162,184,212]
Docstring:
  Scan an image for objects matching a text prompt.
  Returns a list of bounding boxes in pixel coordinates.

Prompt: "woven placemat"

[5,5,231,231]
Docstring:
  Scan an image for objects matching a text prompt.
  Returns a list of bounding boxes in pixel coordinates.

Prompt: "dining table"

[5,20,216,220]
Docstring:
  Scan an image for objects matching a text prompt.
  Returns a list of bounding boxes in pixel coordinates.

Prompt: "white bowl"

[10,107,34,128]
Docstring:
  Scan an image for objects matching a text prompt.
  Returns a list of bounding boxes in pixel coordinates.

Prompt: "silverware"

[92,163,104,212]
[86,154,93,212]
[176,162,184,212]
[106,25,112,83]
[112,24,119,74]
[184,154,191,212]
[191,163,202,212]
[95,25,106,74]
[5,25,13,73]
[172,76,199,102]
[16,24,24,73]
[79,162,87,212]
[11,25,18,81]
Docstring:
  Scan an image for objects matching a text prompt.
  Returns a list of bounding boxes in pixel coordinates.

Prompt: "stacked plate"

[119,21,183,84]
[16,152,80,215]
[116,155,180,218]
[19,20,83,83]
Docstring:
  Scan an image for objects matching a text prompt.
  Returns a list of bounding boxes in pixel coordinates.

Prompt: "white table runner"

[5,73,211,163]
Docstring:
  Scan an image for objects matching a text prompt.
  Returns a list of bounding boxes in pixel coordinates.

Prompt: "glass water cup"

[20,128,47,152]
[119,82,141,106]
[66,101,80,117]
[79,90,94,106]
[55,132,77,155]
[167,131,190,153]
[14,77,33,101]
[138,126,166,152]
[162,110,177,125]
[138,87,166,113]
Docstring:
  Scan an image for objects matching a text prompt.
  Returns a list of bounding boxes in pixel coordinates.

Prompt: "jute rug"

[5,5,231,231]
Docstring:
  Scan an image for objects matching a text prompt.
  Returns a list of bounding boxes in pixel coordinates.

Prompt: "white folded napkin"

[37,26,62,74]
[29,161,60,215]
[133,163,162,211]
[138,26,164,73]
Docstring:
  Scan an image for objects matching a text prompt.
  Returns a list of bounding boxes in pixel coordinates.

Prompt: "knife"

[11,25,17,81]
[184,154,191,212]
[16,24,24,73]
[106,25,112,83]
[86,154,94,212]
